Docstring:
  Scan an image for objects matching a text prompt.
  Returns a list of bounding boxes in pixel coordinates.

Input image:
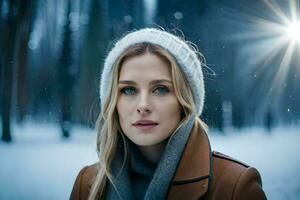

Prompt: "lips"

[133,120,158,126]
[132,120,158,131]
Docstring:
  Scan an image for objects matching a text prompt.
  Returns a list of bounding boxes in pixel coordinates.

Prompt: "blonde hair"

[88,43,206,200]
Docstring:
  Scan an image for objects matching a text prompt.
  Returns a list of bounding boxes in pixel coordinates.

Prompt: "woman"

[70,28,267,200]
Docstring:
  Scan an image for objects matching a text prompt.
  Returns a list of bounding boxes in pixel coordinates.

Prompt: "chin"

[132,139,159,146]
[128,136,164,146]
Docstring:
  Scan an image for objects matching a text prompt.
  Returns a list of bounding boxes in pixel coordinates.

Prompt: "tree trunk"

[1,0,35,142]
[15,1,33,123]
[58,0,73,138]
[1,0,20,142]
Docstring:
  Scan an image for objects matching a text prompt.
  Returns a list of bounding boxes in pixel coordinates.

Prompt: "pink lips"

[132,120,158,131]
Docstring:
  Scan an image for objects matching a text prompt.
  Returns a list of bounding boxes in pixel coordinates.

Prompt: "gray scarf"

[105,116,195,200]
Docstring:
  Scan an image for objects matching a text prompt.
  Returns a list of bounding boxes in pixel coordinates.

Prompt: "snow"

[0,122,299,200]
[0,122,98,200]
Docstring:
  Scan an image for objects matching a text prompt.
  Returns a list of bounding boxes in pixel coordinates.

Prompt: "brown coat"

[70,121,267,200]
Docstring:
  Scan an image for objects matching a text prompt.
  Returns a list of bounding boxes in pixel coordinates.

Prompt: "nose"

[137,106,151,114]
[137,93,152,115]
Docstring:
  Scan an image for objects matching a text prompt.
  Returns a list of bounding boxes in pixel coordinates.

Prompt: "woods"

[1,0,300,142]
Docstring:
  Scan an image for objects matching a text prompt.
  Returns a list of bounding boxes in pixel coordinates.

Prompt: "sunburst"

[259,0,299,108]
[228,0,300,114]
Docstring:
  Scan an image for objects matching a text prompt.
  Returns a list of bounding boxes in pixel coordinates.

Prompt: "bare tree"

[1,0,20,142]
[15,1,35,123]
[1,0,35,142]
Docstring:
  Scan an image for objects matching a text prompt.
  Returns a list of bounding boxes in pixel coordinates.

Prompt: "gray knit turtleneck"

[129,141,156,199]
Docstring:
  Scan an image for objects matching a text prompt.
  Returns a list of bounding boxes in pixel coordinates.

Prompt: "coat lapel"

[167,119,212,200]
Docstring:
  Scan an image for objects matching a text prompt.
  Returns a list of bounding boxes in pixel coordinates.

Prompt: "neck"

[138,140,167,164]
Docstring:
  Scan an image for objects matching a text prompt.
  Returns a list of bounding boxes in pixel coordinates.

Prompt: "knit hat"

[100,28,205,116]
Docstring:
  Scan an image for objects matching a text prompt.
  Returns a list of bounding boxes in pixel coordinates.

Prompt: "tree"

[57,0,74,138]
[1,0,36,142]
[15,1,35,123]
[1,0,21,142]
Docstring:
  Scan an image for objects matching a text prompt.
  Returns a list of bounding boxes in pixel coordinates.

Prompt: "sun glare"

[231,0,300,109]
[287,21,300,42]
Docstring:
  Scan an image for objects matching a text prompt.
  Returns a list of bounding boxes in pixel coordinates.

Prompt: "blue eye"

[120,87,136,95]
[153,86,169,95]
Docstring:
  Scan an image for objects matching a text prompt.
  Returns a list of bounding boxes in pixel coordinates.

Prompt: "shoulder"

[209,151,267,200]
[70,163,99,200]
[211,151,250,188]
[211,151,251,181]
[212,151,249,168]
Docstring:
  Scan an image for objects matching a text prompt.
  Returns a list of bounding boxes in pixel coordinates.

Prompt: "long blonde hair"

[88,43,205,200]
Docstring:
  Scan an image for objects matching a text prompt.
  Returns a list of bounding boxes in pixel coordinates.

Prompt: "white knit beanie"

[100,28,205,116]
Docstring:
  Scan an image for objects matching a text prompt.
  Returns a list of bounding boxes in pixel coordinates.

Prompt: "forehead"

[118,53,171,80]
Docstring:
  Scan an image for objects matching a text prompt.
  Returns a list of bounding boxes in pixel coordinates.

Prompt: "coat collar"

[167,118,212,199]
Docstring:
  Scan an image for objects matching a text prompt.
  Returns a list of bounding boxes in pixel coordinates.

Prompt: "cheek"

[117,97,134,122]
[117,99,125,119]
[157,97,181,119]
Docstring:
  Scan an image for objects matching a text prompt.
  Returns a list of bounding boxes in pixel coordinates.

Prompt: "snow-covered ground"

[0,122,299,200]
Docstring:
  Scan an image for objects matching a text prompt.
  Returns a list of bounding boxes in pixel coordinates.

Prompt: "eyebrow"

[118,79,172,85]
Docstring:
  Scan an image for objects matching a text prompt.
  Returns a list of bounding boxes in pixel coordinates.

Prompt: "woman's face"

[117,53,181,147]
